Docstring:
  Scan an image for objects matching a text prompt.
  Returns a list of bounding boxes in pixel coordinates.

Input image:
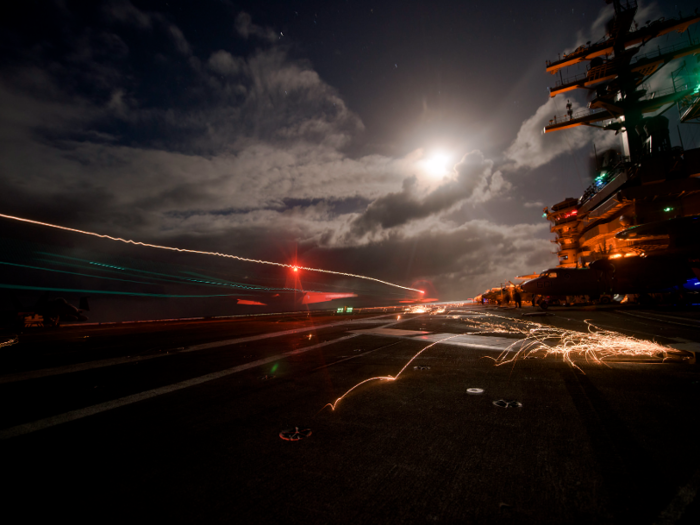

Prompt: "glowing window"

[548,272,558,278]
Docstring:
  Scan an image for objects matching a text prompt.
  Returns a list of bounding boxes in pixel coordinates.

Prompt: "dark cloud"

[300,219,555,300]
[102,0,152,29]
[234,12,277,43]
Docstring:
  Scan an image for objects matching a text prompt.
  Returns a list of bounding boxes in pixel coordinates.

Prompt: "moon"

[423,152,451,177]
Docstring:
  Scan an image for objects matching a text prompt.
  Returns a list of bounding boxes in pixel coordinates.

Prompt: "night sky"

[1,0,698,319]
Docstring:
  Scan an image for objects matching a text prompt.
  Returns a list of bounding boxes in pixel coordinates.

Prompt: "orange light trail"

[457,312,688,372]
[0,336,18,349]
[323,334,463,411]
[0,213,423,293]
[322,308,688,412]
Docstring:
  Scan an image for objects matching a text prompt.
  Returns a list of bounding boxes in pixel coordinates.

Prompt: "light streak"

[39,252,311,293]
[458,312,687,372]
[0,213,422,293]
[0,336,18,349]
[0,282,251,298]
[322,309,687,412]
[323,334,463,411]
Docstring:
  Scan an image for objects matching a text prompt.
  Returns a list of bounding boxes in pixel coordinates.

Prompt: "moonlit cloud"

[565,1,660,53]
[235,12,278,43]
[0,2,584,300]
[503,96,618,171]
[348,150,510,238]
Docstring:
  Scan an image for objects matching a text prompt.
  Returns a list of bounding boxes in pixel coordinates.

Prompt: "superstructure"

[544,0,700,268]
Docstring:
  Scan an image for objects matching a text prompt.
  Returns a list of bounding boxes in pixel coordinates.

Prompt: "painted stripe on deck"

[349,328,430,337]
[0,314,395,384]
[0,334,360,439]
[411,333,526,351]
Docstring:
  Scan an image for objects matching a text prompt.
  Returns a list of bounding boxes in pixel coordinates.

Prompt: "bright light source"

[292,267,299,272]
[664,207,673,212]
[609,254,623,259]
[419,290,425,294]
[423,152,450,177]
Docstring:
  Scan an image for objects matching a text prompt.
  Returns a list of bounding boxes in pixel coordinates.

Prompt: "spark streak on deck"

[0,213,422,293]
[323,309,685,412]
[323,334,463,411]
[459,312,684,372]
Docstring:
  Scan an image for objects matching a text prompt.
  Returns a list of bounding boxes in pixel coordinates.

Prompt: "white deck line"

[0,334,360,439]
[0,314,395,384]
[411,333,527,352]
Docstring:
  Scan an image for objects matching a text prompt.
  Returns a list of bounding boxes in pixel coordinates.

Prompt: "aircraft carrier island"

[481,0,700,307]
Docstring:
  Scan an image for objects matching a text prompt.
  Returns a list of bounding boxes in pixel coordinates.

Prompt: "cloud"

[349,150,510,237]
[313,218,555,298]
[103,0,194,59]
[167,24,192,56]
[235,12,277,42]
[207,50,244,76]
[565,1,660,53]
[154,206,555,299]
[504,91,618,171]
[89,45,366,155]
[523,201,544,208]
[0,7,551,302]
[102,0,152,29]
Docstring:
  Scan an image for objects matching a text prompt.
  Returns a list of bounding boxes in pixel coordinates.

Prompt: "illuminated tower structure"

[546,198,580,268]
[543,0,700,266]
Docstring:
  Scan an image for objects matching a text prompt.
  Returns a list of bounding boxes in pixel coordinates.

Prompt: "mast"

[543,1,700,163]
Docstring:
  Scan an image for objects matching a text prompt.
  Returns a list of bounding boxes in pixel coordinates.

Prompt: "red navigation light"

[292,267,299,272]
[419,290,425,294]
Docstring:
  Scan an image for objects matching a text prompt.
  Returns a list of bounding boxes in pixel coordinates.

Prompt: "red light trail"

[0,213,423,293]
